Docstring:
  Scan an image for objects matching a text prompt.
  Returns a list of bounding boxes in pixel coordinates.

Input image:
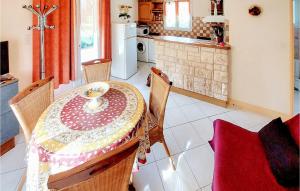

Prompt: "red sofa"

[210,114,299,191]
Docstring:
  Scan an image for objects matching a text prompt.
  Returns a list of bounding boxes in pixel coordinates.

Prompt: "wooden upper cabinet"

[138,2,153,22]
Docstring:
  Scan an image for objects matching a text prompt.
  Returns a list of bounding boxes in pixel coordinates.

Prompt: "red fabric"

[284,114,300,147]
[99,0,112,60]
[33,0,76,88]
[210,120,298,191]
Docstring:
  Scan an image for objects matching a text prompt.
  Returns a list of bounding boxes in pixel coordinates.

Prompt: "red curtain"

[99,0,112,60]
[33,0,76,88]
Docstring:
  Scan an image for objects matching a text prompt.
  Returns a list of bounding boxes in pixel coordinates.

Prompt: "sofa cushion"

[210,119,290,191]
[284,114,300,147]
[258,118,299,188]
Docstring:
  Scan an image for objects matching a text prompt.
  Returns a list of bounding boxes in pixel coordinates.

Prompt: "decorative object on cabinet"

[22,4,58,80]
[151,1,164,22]
[0,75,19,156]
[204,0,225,23]
[211,0,223,15]
[211,24,224,43]
[249,5,262,16]
[119,5,132,22]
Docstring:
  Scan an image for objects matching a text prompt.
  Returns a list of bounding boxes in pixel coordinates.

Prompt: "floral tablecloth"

[26,81,150,190]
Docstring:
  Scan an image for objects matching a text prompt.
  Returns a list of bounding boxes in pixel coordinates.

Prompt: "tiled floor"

[0,62,272,191]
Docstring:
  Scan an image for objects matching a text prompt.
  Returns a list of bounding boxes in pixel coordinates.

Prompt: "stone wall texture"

[155,41,230,101]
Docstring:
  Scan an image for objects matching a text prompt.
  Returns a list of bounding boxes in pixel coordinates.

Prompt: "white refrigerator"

[111,23,137,80]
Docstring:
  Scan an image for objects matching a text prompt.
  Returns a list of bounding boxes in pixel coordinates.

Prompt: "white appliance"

[137,37,149,62]
[137,37,156,63]
[111,23,137,79]
[148,38,156,63]
[137,25,150,36]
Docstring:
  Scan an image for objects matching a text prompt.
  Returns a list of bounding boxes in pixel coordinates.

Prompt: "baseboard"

[228,99,292,120]
[170,87,228,107]
[0,138,15,156]
[170,87,294,120]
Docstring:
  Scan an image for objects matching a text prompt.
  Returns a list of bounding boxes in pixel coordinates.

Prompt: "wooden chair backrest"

[47,137,140,191]
[9,76,54,144]
[149,67,171,127]
[82,59,112,84]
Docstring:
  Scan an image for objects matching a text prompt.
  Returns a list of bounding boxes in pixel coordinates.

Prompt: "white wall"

[192,0,211,17]
[110,0,211,23]
[111,0,138,23]
[0,0,33,90]
[225,0,293,115]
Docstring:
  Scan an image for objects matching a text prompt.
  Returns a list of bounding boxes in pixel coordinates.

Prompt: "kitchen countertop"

[137,35,230,50]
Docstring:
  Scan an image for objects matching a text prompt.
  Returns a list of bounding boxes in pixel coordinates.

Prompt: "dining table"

[26,81,150,190]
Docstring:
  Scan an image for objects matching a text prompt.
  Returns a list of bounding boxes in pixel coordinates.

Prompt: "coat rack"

[23,4,58,79]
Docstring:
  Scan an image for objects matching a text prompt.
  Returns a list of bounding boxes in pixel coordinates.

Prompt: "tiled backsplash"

[148,16,229,43]
[148,17,213,39]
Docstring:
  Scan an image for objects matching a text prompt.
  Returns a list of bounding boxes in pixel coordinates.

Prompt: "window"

[80,0,100,62]
[165,0,191,31]
[294,0,300,27]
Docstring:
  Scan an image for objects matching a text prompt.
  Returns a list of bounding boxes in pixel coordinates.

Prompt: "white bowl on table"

[81,82,110,109]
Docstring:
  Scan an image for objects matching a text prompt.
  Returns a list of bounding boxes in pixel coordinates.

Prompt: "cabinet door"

[138,2,153,22]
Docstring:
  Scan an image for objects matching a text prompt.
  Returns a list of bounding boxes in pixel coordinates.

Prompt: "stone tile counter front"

[154,36,230,102]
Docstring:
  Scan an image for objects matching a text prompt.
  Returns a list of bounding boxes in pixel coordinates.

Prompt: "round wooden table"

[26,81,149,190]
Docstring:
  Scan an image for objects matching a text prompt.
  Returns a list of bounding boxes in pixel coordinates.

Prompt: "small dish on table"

[81,82,110,109]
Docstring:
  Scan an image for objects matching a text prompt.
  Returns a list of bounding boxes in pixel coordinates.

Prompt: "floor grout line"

[142,142,209,167]
[0,167,26,176]
[164,110,231,130]
[154,159,167,191]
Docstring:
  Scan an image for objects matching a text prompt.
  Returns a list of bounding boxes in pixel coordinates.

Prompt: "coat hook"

[22,3,58,80]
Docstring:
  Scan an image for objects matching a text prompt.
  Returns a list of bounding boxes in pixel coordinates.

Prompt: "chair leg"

[162,138,176,170]
[17,170,26,191]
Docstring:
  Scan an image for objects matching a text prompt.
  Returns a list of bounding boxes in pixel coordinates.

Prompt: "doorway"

[294,0,300,114]
[79,0,100,63]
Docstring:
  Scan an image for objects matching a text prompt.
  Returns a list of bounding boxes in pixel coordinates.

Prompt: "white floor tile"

[196,102,230,117]
[0,168,25,191]
[156,153,199,191]
[226,110,271,129]
[151,129,182,161]
[208,112,236,124]
[0,143,27,174]
[165,107,189,127]
[171,123,206,151]
[181,104,207,122]
[201,184,212,191]
[191,118,214,142]
[15,132,25,145]
[133,163,165,191]
[166,96,178,109]
[171,93,197,107]
[184,145,214,188]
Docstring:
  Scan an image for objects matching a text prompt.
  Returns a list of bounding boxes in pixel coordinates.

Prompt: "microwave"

[137,25,150,36]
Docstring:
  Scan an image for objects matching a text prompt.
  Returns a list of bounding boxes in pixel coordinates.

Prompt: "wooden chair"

[9,76,54,191]
[147,67,175,168]
[47,137,140,191]
[82,59,112,83]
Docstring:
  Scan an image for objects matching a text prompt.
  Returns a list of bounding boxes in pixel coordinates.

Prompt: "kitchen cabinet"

[0,75,19,156]
[138,2,153,22]
[138,1,164,23]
